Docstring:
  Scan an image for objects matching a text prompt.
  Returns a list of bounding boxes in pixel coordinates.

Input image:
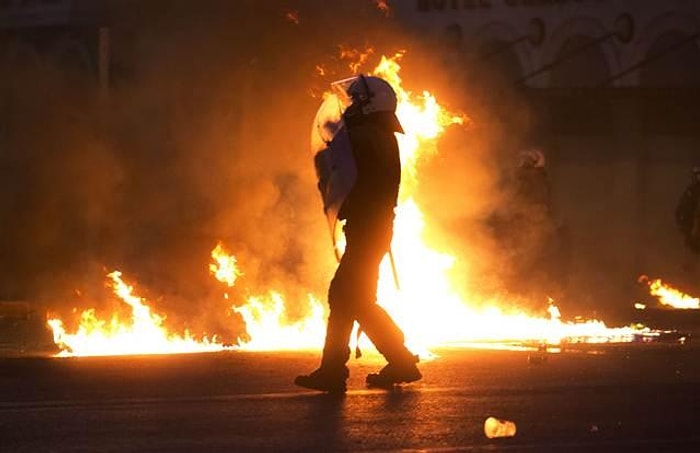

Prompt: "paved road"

[1,344,699,452]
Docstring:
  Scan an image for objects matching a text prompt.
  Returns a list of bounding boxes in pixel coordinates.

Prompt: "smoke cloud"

[0,0,558,341]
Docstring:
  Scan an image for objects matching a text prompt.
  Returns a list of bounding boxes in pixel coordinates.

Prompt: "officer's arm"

[339,125,380,218]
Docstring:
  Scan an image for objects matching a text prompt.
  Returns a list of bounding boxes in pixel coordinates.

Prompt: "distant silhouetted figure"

[489,147,570,307]
[675,166,700,254]
[297,75,421,393]
[513,148,551,215]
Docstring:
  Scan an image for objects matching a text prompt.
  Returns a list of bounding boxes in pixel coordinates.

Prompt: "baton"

[388,247,400,291]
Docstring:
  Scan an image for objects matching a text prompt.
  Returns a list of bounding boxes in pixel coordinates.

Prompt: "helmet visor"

[330,76,358,111]
[330,75,404,134]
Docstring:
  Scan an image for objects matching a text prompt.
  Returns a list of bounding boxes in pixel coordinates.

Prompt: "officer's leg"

[294,254,355,392]
[348,219,418,367]
[320,265,355,370]
[357,303,416,365]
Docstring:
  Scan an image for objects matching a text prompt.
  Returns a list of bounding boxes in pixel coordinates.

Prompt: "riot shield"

[310,80,358,260]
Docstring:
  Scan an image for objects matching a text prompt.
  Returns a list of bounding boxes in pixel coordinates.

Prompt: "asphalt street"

[0,344,699,452]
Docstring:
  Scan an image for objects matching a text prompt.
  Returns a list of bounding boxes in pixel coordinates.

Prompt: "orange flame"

[205,244,328,351]
[641,275,700,309]
[209,241,241,291]
[232,292,326,351]
[372,52,466,173]
[338,44,374,74]
[48,271,229,357]
[230,53,654,354]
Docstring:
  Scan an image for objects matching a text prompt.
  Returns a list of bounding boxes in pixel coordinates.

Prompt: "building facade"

[0,0,108,90]
[393,0,700,313]
[395,0,700,88]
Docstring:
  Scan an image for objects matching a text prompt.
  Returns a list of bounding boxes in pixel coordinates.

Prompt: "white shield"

[311,86,357,259]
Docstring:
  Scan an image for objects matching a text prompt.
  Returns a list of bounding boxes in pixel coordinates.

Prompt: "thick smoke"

[0,0,562,342]
[0,1,430,340]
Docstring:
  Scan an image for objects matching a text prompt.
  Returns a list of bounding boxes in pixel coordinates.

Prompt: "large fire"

[46,53,665,358]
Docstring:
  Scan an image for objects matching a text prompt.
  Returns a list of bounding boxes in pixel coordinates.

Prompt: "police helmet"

[345,75,404,133]
[519,149,545,168]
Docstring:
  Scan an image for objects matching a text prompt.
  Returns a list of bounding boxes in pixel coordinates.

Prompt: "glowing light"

[373,53,465,172]
[228,53,660,353]
[233,293,326,351]
[210,242,241,288]
[48,271,229,357]
[641,275,700,309]
[362,53,652,352]
[338,45,374,73]
[210,246,328,352]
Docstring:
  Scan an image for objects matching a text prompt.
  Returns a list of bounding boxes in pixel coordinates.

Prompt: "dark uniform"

[513,164,551,214]
[296,107,420,393]
[676,170,700,253]
[492,149,571,307]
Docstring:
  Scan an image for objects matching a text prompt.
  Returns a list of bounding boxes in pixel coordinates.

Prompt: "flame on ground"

[232,292,326,351]
[48,271,230,357]
[640,275,700,309]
